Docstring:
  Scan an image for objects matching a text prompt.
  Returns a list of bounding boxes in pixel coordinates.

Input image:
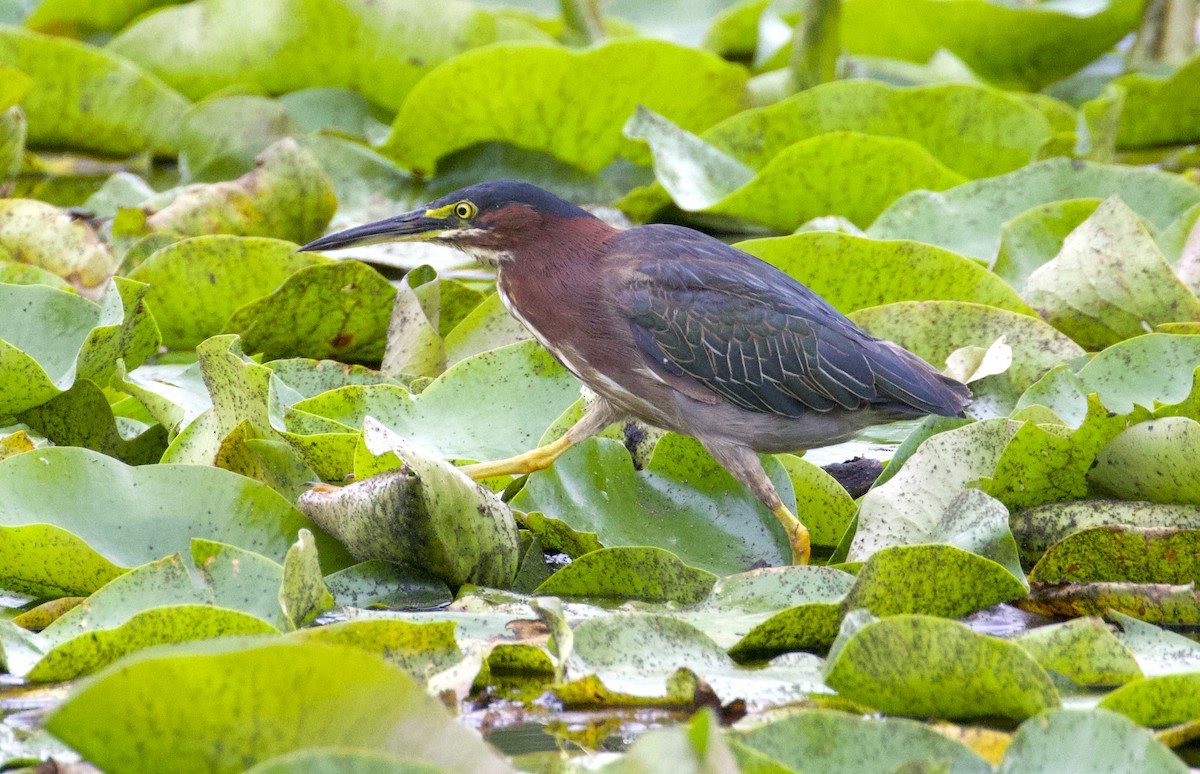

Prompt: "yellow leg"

[459,398,624,481]
[772,504,811,565]
[459,433,578,480]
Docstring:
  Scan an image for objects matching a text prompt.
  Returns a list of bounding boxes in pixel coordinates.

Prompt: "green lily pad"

[0,199,118,293]
[704,80,1053,179]
[279,528,334,629]
[193,539,294,630]
[732,708,992,774]
[0,260,72,291]
[1014,617,1142,687]
[297,420,520,588]
[0,444,351,595]
[294,619,463,679]
[0,280,159,417]
[993,199,1102,291]
[17,378,168,464]
[561,613,820,709]
[143,138,336,245]
[1030,526,1200,585]
[44,638,513,774]
[841,0,1142,91]
[324,560,451,610]
[1012,500,1200,563]
[1099,673,1200,727]
[824,611,1060,721]
[686,566,854,661]
[224,260,395,363]
[985,395,1137,511]
[534,547,716,604]
[512,435,795,576]
[1113,54,1200,150]
[1091,417,1200,504]
[868,158,1200,262]
[108,0,548,110]
[997,708,1186,773]
[627,107,965,230]
[381,39,747,175]
[738,231,1033,315]
[130,237,326,351]
[244,750,446,774]
[1112,612,1200,677]
[1024,197,1200,350]
[442,291,532,365]
[850,301,1084,417]
[845,542,1027,619]
[178,95,299,182]
[0,26,187,155]
[1074,334,1200,416]
[291,339,579,463]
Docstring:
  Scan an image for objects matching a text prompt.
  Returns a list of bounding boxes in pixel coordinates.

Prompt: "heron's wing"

[612,228,969,417]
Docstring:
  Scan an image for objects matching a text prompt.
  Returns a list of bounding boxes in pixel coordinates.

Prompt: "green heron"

[300,180,970,564]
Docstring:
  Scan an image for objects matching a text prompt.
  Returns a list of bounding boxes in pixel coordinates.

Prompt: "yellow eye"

[454,201,476,219]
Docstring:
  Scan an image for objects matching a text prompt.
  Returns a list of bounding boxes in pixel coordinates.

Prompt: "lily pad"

[841,0,1142,91]
[1030,526,1200,585]
[993,198,1102,291]
[1012,500,1200,563]
[290,339,580,462]
[0,199,118,293]
[381,39,747,175]
[0,26,187,155]
[324,560,451,610]
[297,421,521,589]
[627,108,965,230]
[850,301,1084,417]
[1099,673,1200,727]
[868,158,1200,262]
[1091,417,1200,504]
[1113,54,1200,150]
[0,445,351,595]
[534,547,716,604]
[0,280,159,417]
[17,378,168,464]
[142,138,336,245]
[703,80,1053,179]
[44,638,513,774]
[1024,197,1200,350]
[823,611,1060,721]
[732,708,992,774]
[1013,617,1142,687]
[997,708,1185,773]
[1112,612,1200,678]
[512,435,795,576]
[108,0,549,110]
[223,260,396,363]
[847,420,1023,578]
[738,231,1033,315]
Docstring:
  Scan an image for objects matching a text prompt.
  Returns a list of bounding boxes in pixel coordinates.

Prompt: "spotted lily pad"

[824,611,1060,721]
[534,547,717,604]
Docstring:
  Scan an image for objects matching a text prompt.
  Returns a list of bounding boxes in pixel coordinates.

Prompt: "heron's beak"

[298,210,447,252]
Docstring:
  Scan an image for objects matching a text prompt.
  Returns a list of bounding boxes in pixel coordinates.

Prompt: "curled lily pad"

[1012,500,1200,563]
[1013,617,1142,687]
[1024,197,1200,350]
[142,138,336,245]
[1113,54,1200,149]
[993,198,1102,291]
[0,199,118,294]
[381,39,747,175]
[1029,526,1200,585]
[297,420,520,589]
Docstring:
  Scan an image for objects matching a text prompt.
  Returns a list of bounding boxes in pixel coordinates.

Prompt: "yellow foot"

[458,435,576,481]
[772,504,811,565]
